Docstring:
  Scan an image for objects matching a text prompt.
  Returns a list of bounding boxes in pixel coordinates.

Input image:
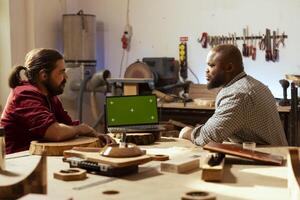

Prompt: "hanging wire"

[188,67,200,84]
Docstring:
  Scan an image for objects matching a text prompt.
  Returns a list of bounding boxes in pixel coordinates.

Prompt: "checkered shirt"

[192,71,288,146]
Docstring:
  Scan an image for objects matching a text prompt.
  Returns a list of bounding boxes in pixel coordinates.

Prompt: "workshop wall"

[78,0,300,98]
[1,0,300,115]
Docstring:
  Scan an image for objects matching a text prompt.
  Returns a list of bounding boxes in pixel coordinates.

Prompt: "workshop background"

[0,0,299,123]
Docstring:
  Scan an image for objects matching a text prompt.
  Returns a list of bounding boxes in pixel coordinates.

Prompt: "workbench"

[158,102,293,144]
[3,138,297,200]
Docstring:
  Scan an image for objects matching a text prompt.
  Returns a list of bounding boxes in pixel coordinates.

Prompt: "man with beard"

[0,48,114,154]
[179,44,288,146]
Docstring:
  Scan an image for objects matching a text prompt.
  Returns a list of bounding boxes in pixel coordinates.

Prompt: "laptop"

[105,95,162,133]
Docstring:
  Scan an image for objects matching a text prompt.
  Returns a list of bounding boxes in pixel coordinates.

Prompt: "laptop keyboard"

[108,124,161,133]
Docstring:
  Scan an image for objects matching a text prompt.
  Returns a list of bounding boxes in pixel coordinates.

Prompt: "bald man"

[179,44,288,146]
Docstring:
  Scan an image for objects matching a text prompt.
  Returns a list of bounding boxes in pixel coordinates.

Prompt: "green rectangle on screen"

[106,95,158,127]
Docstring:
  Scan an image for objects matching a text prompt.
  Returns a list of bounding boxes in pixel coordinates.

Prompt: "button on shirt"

[0,82,79,154]
[192,72,288,146]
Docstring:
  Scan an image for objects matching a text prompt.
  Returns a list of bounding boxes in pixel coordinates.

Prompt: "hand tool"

[265,29,272,61]
[272,30,279,62]
[242,28,247,56]
[252,36,257,60]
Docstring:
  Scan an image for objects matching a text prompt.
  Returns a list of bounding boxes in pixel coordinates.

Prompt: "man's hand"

[179,126,194,141]
[76,123,97,137]
[98,134,116,147]
[75,123,116,146]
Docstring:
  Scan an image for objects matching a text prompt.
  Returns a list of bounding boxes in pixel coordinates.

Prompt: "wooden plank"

[160,157,200,173]
[203,142,284,166]
[287,148,300,200]
[63,149,152,168]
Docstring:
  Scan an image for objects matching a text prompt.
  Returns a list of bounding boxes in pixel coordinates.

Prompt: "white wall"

[0,0,12,111]
[78,0,300,98]
[1,0,300,117]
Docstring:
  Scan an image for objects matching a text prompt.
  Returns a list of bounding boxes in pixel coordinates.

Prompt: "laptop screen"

[105,95,158,127]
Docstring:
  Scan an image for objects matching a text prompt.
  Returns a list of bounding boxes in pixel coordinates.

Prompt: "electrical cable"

[119,49,126,78]
[188,66,200,84]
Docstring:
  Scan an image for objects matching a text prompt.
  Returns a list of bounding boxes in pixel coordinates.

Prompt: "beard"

[43,78,66,96]
[207,70,225,89]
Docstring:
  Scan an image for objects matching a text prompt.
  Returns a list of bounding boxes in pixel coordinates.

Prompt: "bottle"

[0,127,5,171]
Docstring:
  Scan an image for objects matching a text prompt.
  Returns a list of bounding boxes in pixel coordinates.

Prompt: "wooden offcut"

[160,157,200,173]
[54,168,87,181]
[29,136,100,156]
[124,83,139,95]
[201,156,225,182]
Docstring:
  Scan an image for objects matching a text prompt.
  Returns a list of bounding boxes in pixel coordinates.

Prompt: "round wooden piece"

[181,191,216,200]
[29,136,99,156]
[53,168,87,181]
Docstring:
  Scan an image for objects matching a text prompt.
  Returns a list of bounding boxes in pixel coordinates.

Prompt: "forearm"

[44,122,79,142]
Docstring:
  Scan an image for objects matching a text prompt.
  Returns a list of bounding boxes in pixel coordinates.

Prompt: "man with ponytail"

[0,48,114,154]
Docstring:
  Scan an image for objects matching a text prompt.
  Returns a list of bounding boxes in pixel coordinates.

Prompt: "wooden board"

[0,155,47,199]
[63,149,152,168]
[203,142,284,166]
[29,137,99,156]
[287,148,300,200]
[160,157,200,173]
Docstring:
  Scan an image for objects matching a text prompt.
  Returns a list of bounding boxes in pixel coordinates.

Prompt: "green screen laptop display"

[106,95,158,127]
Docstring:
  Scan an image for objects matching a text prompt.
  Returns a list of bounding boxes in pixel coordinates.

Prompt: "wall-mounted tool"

[179,37,188,81]
[252,36,257,61]
[265,29,272,61]
[198,32,208,48]
[272,30,279,62]
[242,28,247,57]
[198,29,288,63]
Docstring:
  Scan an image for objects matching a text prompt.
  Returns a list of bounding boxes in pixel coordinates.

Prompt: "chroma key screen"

[106,95,158,127]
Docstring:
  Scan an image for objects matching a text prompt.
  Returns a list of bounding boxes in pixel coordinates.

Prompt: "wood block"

[201,156,225,182]
[124,83,138,95]
[160,157,199,173]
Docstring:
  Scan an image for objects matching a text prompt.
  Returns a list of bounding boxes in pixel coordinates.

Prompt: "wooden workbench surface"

[158,101,291,112]
[4,138,296,200]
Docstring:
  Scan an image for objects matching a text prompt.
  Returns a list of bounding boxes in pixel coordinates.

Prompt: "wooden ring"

[181,191,216,200]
